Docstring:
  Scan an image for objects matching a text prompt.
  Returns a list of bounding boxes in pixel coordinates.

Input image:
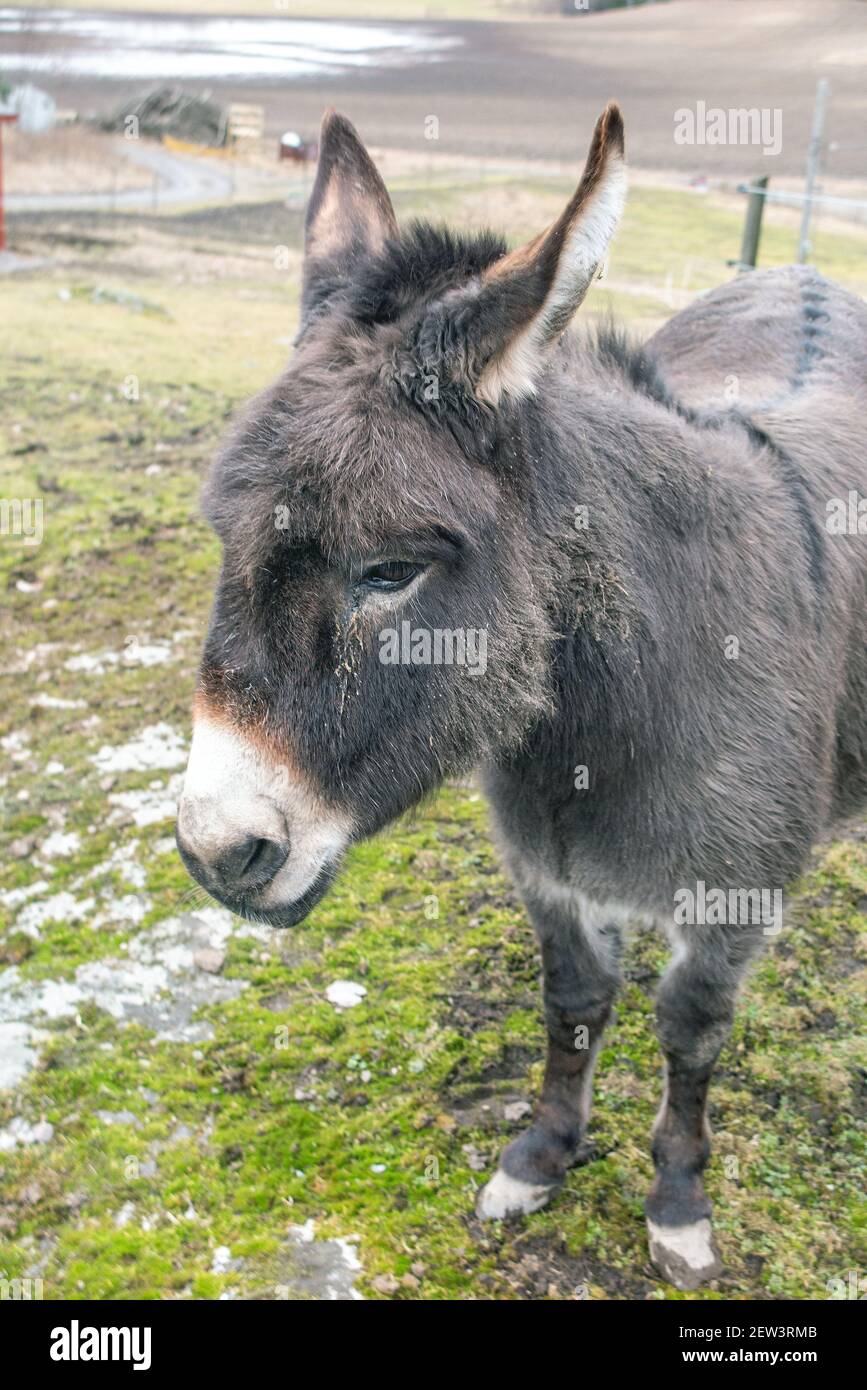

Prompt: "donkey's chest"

[481,762,658,913]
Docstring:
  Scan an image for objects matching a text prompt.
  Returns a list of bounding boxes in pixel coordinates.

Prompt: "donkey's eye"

[358,560,422,591]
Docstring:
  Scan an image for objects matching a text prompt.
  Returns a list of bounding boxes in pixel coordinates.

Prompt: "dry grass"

[4,127,153,197]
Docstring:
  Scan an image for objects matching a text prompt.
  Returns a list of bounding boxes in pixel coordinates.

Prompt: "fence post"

[797,77,829,264]
[738,175,768,270]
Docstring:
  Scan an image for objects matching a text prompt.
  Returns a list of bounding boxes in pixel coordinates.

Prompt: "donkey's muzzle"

[176,711,352,926]
[178,830,290,900]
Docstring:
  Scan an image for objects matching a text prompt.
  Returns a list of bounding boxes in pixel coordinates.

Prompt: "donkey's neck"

[507,339,759,759]
[526,347,714,631]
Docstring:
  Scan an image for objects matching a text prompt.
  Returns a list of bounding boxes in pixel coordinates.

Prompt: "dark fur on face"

[201,231,562,836]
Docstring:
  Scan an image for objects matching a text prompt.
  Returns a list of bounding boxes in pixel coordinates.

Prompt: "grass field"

[1,170,866,1299]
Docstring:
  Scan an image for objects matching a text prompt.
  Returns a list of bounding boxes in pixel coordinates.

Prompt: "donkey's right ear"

[301,110,398,327]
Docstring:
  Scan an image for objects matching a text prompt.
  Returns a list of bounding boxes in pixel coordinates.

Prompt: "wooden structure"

[0,105,19,252]
[225,103,265,148]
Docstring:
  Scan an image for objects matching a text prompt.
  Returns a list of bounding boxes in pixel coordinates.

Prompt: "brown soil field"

[3,1,867,181]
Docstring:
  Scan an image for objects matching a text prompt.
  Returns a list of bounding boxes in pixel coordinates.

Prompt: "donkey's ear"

[301,110,398,325]
[473,103,626,405]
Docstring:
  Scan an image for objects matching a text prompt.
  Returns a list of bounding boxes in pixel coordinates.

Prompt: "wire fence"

[734,79,867,271]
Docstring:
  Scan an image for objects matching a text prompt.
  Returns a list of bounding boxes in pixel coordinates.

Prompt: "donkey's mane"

[347,221,508,326]
[590,321,684,414]
[301,220,509,335]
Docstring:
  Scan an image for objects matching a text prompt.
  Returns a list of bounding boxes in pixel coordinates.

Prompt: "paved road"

[2,1,867,180]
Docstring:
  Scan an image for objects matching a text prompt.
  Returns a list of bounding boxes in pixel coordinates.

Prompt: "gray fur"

[183,111,867,1287]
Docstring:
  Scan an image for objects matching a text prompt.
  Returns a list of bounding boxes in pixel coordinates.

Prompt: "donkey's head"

[176,104,626,926]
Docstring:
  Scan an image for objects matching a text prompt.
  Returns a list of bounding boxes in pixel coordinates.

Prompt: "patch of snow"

[0,1115,54,1151]
[291,1219,316,1244]
[108,775,183,828]
[122,639,172,667]
[0,1022,48,1090]
[16,891,95,939]
[83,838,147,890]
[39,830,81,859]
[64,650,119,675]
[211,1245,242,1274]
[10,642,61,673]
[31,694,86,710]
[1,730,29,751]
[0,970,85,1021]
[0,879,51,910]
[325,980,367,1010]
[114,1201,136,1228]
[64,640,174,675]
[1,730,30,762]
[92,723,187,774]
[0,907,267,1045]
[92,893,150,928]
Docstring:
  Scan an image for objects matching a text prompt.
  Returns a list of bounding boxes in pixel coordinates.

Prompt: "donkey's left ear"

[471,104,626,405]
[301,109,398,327]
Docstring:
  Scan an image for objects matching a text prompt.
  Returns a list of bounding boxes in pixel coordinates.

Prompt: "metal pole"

[0,120,5,253]
[798,78,829,264]
[0,114,16,252]
[738,175,768,270]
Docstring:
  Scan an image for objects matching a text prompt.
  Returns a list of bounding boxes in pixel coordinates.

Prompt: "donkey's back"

[648,264,867,422]
[648,264,867,822]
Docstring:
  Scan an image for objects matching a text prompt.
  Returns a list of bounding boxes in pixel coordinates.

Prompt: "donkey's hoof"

[476,1168,556,1221]
[647,1218,723,1291]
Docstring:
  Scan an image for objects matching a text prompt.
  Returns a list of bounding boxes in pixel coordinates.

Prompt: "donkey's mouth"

[177,826,342,930]
[235,859,339,930]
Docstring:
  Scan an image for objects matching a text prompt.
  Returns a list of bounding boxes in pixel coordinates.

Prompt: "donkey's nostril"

[214,835,289,893]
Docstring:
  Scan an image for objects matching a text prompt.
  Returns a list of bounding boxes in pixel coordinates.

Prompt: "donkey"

[177,104,867,1290]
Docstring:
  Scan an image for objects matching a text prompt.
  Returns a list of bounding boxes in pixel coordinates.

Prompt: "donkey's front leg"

[647,924,764,1290]
[477,896,621,1220]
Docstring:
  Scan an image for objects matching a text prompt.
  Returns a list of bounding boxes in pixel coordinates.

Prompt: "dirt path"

[6,142,239,213]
